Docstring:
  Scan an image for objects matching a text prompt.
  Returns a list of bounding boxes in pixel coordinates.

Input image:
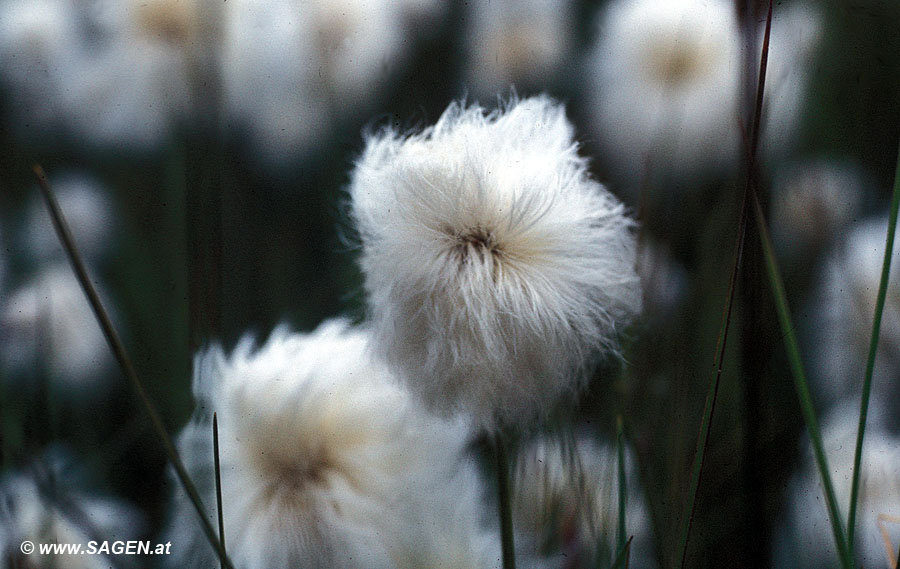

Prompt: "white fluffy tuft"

[350,95,642,432]
[586,0,821,185]
[808,214,900,408]
[0,447,143,569]
[165,319,498,569]
[0,264,116,395]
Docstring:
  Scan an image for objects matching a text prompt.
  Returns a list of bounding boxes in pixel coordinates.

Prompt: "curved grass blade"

[847,140,900,555]
[751,192,852,569]
[32,165,236,569]
[674,3,774,564]
[214,412,227,569]
[610,536,633,569]
[616,415,627,556]
[495,434,516,569]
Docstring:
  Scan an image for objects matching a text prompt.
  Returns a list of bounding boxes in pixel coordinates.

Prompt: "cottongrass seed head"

[350,95,642,433]
[808,214,900,408]
[0,446,143,569]
[165,319,498,569]
[586,0,742,184]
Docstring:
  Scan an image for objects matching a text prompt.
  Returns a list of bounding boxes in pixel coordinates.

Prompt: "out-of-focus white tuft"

[0,446,144,569]
[164,319,498,569]
[777,400,900,569]
[587,0,742,184]
[759,3,824,162]
[586,0,821,187]
[770,159,867,263]
[808,215,900,409]
[0,0,81,140]
[0,0,194,151]
[463,0,575,100]
[59,0,195,150]
[222,0,443,170]
[350,95,642,432]
[221,0,331,168]
[513,434,656,569]
[0,264,116,395]
[637,238,689,317]
[22,173,116,264]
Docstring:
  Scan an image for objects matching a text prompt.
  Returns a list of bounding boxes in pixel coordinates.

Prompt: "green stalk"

[214,413,227,569]
[611,536,633,569]
[33,165,236,569]
[751,192,852,569]
[616,416,627,556]
[675,3,773,565]
[847,140,900,555]
[495,434,516,569]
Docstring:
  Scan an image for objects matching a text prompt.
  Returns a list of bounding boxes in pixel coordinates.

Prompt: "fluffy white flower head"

[770,159,865,261]
[167,319,496,569]
[588,0,742,181]
[350,96,642,432]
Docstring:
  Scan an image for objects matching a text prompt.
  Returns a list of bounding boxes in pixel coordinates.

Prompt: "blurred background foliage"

[1,0,899,567]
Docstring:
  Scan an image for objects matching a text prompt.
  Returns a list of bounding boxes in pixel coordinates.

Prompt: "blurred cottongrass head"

[808,214,900,409]
[1,264,116,397]
[165,319,498,569]
[463,0,575,100]
[586,0,821,189]
[0,446,143,569]
[349,95,641,433]
[778,399,900,569]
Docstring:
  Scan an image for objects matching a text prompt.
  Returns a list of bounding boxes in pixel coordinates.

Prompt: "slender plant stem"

[751,192,852,569]
[32,165,236,569]
[847,140,900,555]
[676,5,774,566]
[611,536,634,569]
[495,435,516,569]
[616,416,627,556]
[214,413,226,569]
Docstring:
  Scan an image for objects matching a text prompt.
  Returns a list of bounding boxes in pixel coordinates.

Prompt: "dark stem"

[32,165,236,569]
[214,412,226,569]
[495,434,516,569]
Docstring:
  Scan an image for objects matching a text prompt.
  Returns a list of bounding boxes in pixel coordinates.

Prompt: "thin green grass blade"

[675,4,773,566]
[751,192,852,569]
[610,536,633,569]
[616,416,627,556]
[214,413,227,569]
[847,140,900,555]
[495,434,516,569]
[33,165,237,569]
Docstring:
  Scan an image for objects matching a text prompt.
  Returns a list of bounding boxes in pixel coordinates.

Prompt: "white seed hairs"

[350,95,642,432]
[165,319,498,569]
